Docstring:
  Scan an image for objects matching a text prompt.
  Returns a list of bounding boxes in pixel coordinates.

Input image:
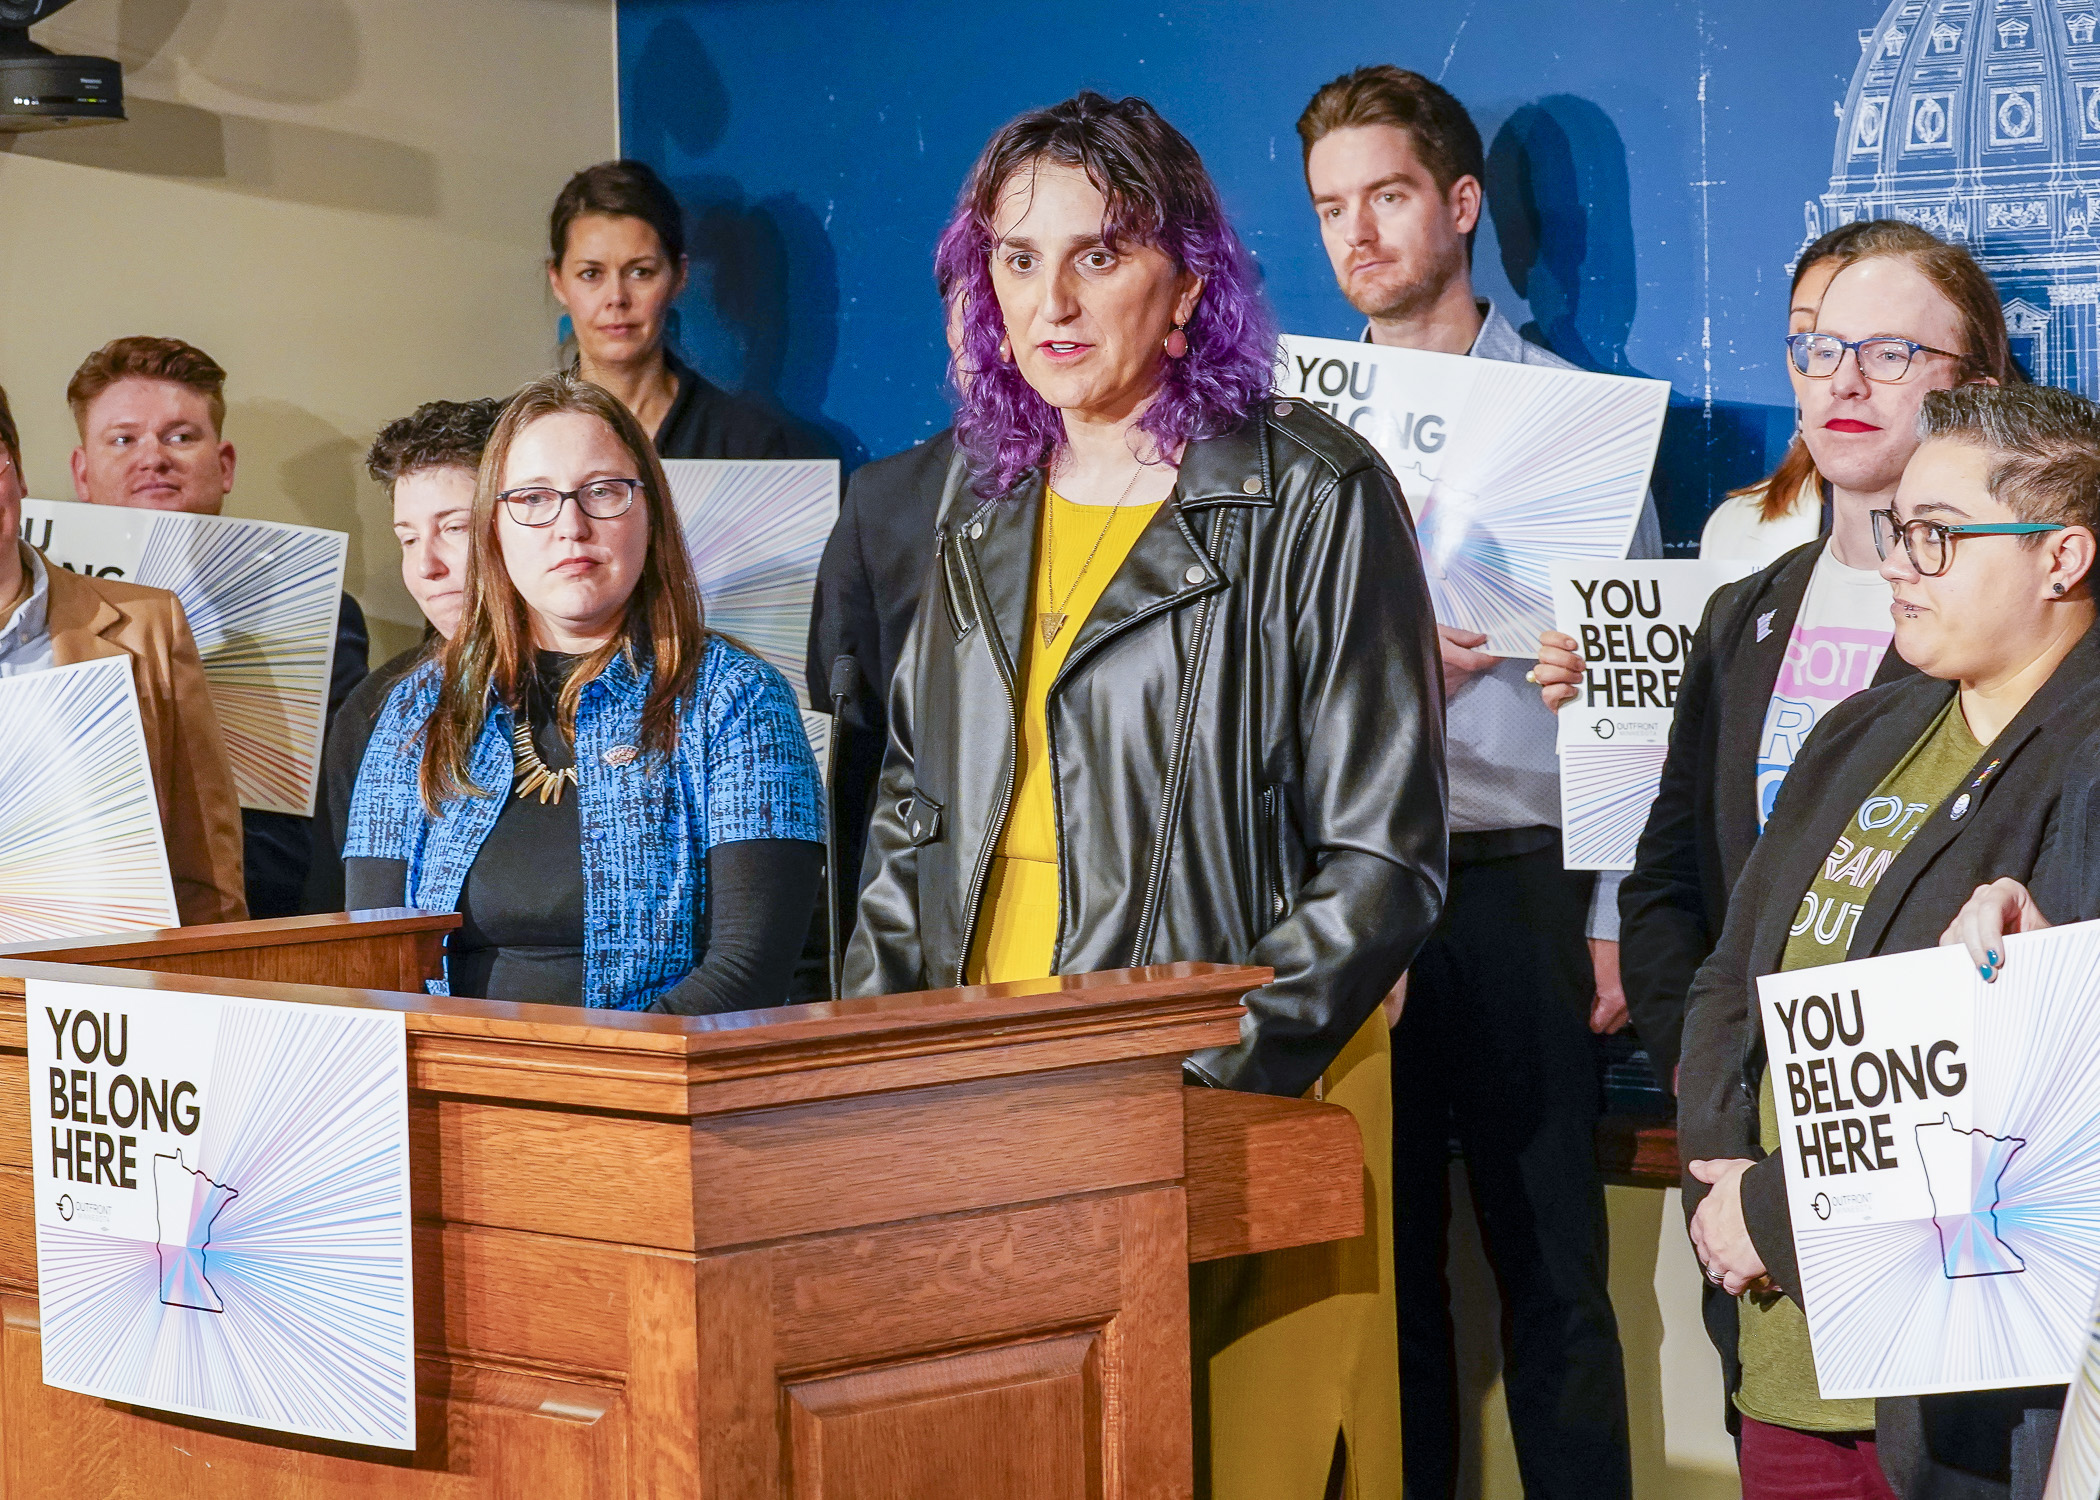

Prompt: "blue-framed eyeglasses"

[1870,509,2064,577]
[1786,332,1966,384]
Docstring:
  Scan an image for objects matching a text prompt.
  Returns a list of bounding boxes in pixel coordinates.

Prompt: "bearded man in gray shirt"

[1299,65,1655,1500]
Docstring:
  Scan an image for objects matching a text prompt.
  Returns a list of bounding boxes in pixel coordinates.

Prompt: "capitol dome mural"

[1807,0,2100,394]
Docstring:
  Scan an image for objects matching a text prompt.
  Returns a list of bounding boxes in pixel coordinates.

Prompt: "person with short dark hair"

[548,159,796,459]
[1297,65,1651,1500]
[66,334,370,920]
[1684,383,2100,1499]
[0,379,244,924]
[308,397,507,912]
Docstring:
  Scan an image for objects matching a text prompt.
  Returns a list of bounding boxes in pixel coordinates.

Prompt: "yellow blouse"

[969,489,1162,984]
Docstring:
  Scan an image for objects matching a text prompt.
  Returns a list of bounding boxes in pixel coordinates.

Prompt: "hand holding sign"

[1940,877,2056,979]
[1533,629,1587,711]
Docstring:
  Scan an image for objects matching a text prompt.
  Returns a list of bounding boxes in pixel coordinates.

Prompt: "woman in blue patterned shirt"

[343,373,825,1013]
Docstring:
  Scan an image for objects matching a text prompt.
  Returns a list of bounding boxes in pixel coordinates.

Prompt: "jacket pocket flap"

[897,789,944,847]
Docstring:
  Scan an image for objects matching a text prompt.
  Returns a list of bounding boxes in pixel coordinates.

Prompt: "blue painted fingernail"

[1980,964,1995,982]
[1986,949,2000,967]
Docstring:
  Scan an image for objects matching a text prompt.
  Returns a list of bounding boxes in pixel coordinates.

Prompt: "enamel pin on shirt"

[603,745,639,767]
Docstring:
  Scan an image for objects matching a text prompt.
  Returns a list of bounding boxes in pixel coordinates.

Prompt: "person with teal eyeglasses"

[1680,382,2100,1500]
[1868,506,2067,575]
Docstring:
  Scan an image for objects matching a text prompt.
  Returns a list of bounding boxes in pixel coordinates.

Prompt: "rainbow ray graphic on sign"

[19,500,348,817]
[1558,744,1669,871]
[31,982,414,1449]
[1277,337,1667,656]
[1416,363,1667,653]
[0,656,177,940]
[664,459,840,760]
[1764,924,2100,1399]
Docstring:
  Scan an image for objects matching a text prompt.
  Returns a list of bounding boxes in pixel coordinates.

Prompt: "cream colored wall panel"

[0,0,618,660]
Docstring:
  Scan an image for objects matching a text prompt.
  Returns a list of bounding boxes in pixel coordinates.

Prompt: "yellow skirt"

[1190,1010,1400,1499]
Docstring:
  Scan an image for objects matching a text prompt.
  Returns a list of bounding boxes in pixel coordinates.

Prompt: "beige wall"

[0,0,619,662]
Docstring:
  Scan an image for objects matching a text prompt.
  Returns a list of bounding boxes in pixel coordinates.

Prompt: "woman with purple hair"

[844,91,1447,1494]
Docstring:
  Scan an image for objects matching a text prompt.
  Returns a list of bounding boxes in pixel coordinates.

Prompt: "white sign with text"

[1550,559,1751,869]
[19,500,349,816]
[29,978,414,1448]
[1756,922,2100,1399]
[1277,334,1669,654]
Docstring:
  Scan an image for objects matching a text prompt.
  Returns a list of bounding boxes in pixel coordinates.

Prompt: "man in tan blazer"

[0,386,244,924]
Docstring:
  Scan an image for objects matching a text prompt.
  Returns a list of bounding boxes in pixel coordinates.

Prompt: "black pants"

[1391,829,1631,1500]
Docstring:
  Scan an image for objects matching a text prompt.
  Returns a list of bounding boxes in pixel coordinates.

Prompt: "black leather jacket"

[843,400,1448,1097]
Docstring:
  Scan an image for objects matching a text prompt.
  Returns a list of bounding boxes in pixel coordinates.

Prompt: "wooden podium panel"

[0,923,1361,1499]
[0,908,456,992]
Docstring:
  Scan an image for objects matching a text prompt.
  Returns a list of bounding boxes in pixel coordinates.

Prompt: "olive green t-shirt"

[1735,697,1983,1433]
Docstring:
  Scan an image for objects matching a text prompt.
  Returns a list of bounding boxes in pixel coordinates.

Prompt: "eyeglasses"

[1786,332,1965,384]
[1869,509,2064,578]
[497,478,643,528]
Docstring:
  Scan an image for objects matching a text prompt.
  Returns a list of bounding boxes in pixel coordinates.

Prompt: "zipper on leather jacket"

[1131,510,1231,961]
[1258,783,1287,926]
[953,536,1022,986]
[1130,573,1222,966]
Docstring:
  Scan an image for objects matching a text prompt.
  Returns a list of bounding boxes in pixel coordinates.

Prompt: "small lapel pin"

[1756,610,1776,643]
[603,745,639,767]
[1950,793,1971,822]
[1969,759,2001,789]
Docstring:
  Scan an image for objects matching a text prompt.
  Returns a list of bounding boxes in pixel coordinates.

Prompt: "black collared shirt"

[654,349,798,460]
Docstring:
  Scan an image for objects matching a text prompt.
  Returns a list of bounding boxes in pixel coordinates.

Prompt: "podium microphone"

[824,655,860,1002]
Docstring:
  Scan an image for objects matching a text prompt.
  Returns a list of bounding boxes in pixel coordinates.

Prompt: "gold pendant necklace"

[512,717,578,805]
[1041,455,1145,646]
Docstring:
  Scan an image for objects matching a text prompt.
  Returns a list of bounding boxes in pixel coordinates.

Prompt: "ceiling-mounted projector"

[0,0,122,132]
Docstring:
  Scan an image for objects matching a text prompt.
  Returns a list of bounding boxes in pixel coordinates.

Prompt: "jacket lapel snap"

[1059,501,1225,682]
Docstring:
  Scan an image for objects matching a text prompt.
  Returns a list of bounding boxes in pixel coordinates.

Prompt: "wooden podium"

[0,912,1364,1497]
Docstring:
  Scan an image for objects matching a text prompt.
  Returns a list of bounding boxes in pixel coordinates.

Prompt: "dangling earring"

[1163,324,1189,359]
[997,334,1013,363]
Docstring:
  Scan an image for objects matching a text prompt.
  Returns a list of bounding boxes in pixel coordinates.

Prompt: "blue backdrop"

[614,0,2099,549]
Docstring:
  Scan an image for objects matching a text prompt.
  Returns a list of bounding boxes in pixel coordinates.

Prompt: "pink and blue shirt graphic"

[1755,553,1893,829]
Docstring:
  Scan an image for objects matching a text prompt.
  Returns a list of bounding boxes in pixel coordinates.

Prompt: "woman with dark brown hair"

[547,160,795,458]
[343,373,824,1012]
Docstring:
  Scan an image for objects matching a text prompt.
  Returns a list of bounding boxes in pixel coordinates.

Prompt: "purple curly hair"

[934,91,1277,498]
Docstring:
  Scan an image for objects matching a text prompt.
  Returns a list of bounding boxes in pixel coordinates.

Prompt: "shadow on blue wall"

[624,17,866,465]
[1488,96,1792,551]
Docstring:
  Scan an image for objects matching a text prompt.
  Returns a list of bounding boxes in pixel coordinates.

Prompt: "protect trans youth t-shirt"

[1755,544,1894,830]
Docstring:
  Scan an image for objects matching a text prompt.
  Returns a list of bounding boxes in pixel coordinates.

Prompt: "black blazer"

[1619,540,1915,1089]
[804,428,956,926]
[1678,621,2100,1491]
